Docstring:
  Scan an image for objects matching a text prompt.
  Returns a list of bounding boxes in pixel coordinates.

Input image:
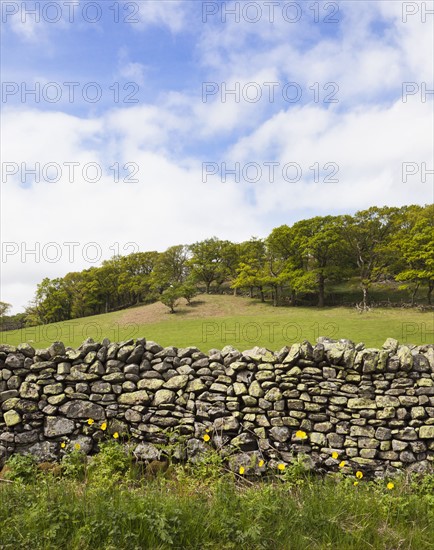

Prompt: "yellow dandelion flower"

[353,481,359,486]
[258,460,264,467]
[277,463,286,471]
[74,443,81,451]
[356,471,363,479]
[100,422,107,431]
[295,430,308,440]
[87,418,94,425]
[239,466,245,475]
[60,442,66,449]
[331,451,339,459]
[387,482,395,490]
[203,434,210,442]
[113,432,119,439]
[339,461,346,468]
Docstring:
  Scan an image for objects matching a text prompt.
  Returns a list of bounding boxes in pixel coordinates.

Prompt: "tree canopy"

[7,204,431,325]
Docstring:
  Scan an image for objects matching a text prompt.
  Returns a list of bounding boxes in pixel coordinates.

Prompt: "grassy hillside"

[1,294,432,350]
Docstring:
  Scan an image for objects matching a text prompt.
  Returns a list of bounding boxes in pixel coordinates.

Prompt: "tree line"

[1,204,432,327]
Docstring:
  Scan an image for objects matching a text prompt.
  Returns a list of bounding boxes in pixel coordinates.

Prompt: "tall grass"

[1,446,433,549]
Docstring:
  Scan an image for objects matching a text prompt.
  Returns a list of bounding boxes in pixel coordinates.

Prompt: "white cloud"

[210,97,433,215]
[0,106,265,312]
[1,1,433,313]
[132,0,189,33]
[195,0,433,110]
[116,48,148,86]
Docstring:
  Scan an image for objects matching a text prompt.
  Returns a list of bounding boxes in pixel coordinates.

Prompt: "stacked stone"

[0,337,433,477]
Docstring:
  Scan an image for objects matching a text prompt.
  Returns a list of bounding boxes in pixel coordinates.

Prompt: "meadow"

[0,294,432,351]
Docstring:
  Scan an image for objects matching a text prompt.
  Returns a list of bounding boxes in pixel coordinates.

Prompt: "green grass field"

[1,294,432,350]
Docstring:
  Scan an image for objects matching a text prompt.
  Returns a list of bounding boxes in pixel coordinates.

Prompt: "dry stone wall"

[1,337,434,477]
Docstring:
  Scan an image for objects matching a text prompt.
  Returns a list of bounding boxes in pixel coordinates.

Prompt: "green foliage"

[150,245,190,294]
[389,205,434,304]
[232,238,267,297]
[61,447,88,481]
[341,206,402,306]
[182,449,227,484]
[17,204,432,325]
[3,453,38,483]
[180,281,198,304]
[278,454,313,487]
[160,284,183,313]
[1,467,434,550]
[0,301,12,318]
[187,238,241,294]
[410,472,434,497]
[87,440,131,485]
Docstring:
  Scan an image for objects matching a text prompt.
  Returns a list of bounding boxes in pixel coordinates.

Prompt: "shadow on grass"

[186,300,206,308]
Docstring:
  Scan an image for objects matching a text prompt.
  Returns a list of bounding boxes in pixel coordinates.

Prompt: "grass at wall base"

[1,440,434,550]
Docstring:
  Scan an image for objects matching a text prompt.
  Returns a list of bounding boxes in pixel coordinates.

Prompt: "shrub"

[3,453,38,483]
[61,447,88,481]
[87,440,131,485]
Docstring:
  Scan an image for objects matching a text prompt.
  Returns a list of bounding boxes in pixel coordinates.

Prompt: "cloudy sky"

[1,0,433,313]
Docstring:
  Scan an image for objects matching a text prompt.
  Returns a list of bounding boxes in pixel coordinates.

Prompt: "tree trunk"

[275,285,284,307]
[249,287,253,298]
[206,281,211,294]
[318,274,325,307]
[233,287,238,296]
[362,284,368,310]
[410,283,420,307]
[259,286,265,302]
[428,280,433,305]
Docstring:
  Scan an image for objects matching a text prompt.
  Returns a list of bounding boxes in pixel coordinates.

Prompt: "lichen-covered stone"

[214,416,239,431]
[137,378,164,392]
[44,383,64,395]
[44,416,75,437]
[419,425,434,439]
[153,390,176,406]
[4,410,21,427]
[163,374,189,390]
[348,398,376,409]
[134,442,160,461]
[185,379,207,393]
[248,380,264,398]
[19,382,40,400]
[376,395,400,408]
[0,338,433,477]
[269,426,290,442]
[350,425,375,437]
[397,346,413,371]
[118,390,150,405]
[233,382,247,396]
[310,432,326,446]
[59,400,105,420]
[264,387,283,402]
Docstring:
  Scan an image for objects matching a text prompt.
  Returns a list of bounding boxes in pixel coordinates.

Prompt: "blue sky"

[1,0,433,312]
